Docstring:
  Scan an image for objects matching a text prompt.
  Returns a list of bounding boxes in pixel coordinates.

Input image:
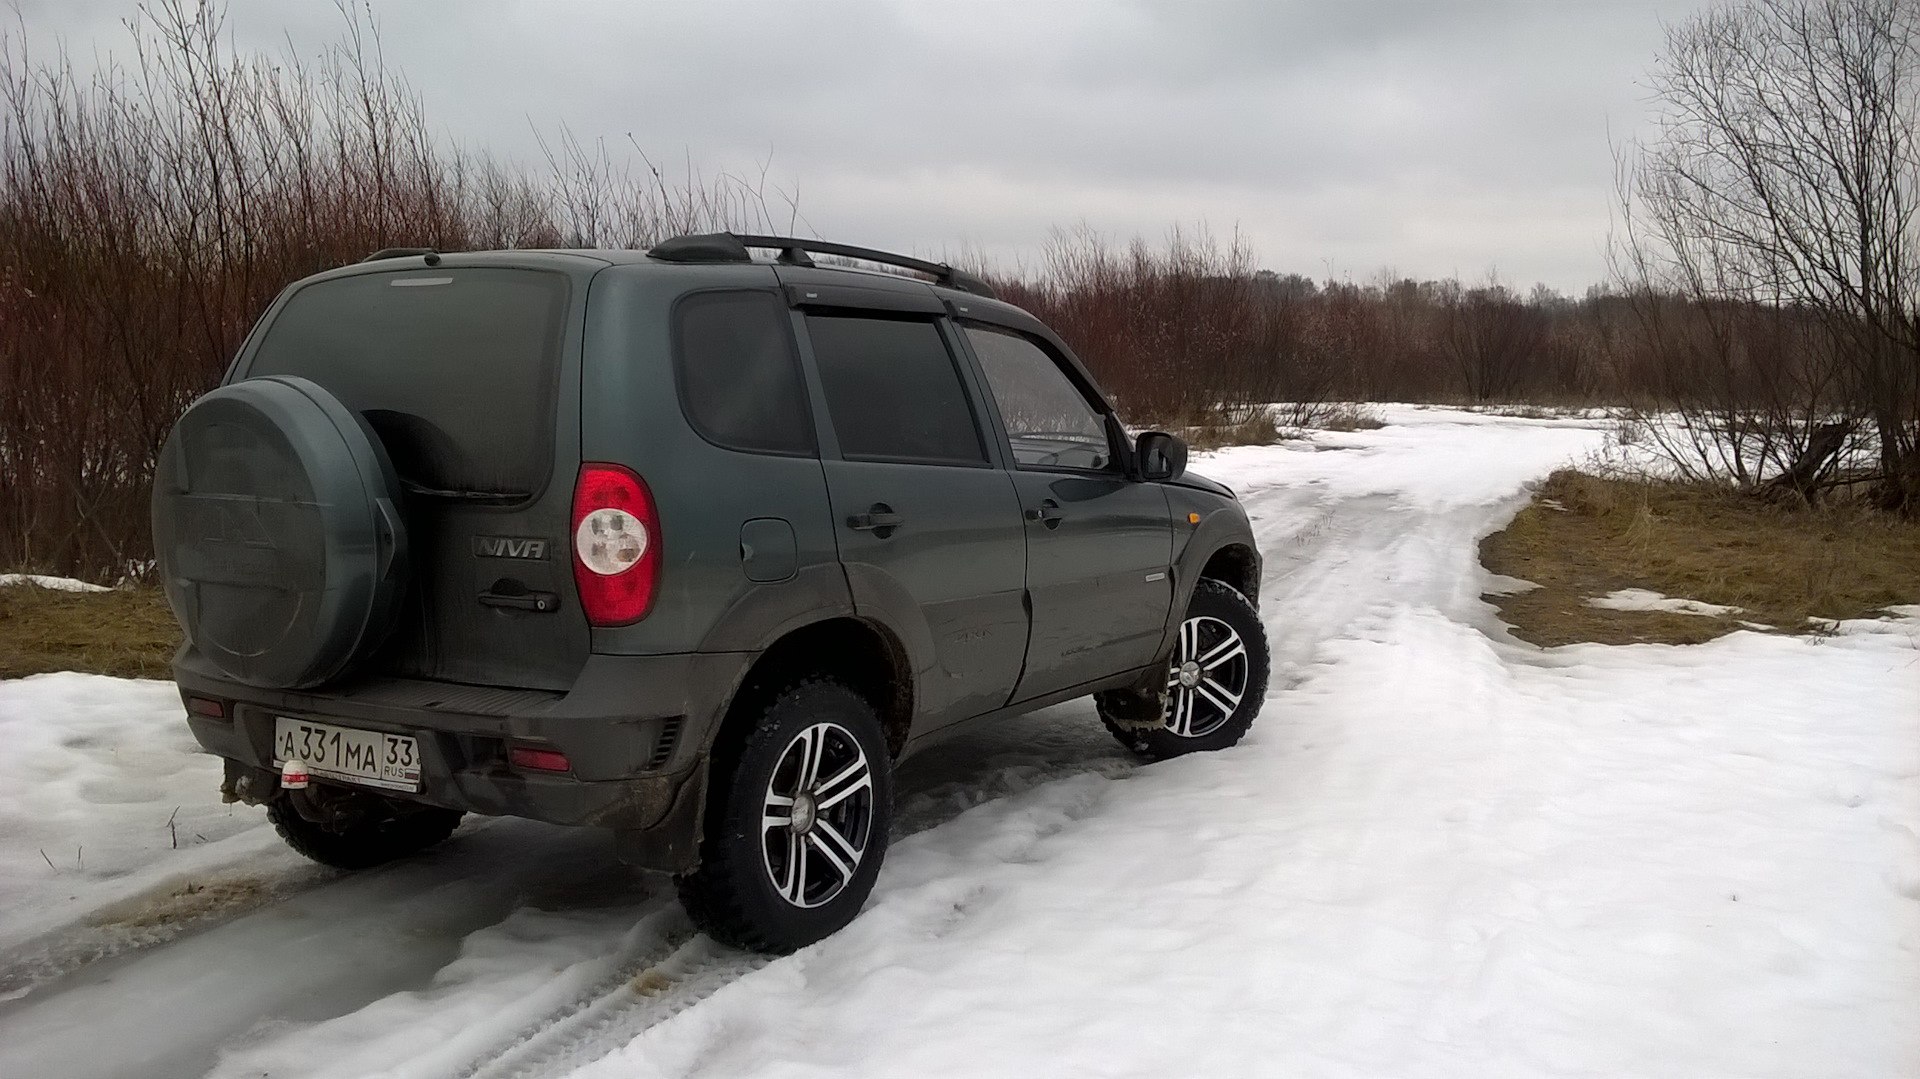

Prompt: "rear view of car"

[154,253,688,868]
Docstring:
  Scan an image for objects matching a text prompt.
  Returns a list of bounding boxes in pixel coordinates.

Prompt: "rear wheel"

[678,678,892,953]
[267,793,462,870]
[1100,578,1270,760]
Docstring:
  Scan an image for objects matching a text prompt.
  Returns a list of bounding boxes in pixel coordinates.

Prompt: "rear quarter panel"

[579,264,852,657]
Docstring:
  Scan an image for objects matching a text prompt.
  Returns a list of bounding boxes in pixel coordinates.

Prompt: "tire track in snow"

[453,756,1131,1079]
[461,936,769,1079]
[448,729,1143,1078]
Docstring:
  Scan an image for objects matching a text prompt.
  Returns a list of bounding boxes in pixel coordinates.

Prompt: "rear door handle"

[847,505,905,533]
[1025,500,1064,526]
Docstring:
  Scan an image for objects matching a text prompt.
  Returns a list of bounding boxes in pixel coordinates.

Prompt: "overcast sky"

[17,0,1713,291]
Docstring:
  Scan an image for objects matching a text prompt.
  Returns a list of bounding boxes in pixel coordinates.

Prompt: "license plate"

[273,717,421,793]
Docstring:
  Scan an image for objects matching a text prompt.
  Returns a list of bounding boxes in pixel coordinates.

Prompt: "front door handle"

[1025,500,1064,527]
[847,504,905,535]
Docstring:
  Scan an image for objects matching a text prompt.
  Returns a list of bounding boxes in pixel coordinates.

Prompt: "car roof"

[301,244,1112,410]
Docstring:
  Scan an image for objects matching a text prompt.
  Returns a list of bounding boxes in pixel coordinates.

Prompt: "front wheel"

[1100,578,1270,760]
[677,678,893,953]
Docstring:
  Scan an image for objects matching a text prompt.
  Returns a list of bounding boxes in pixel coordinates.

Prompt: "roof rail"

[361,247,441,265]
[647,232,996,300]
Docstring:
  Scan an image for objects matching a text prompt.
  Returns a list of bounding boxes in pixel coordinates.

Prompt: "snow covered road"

[2,407,1915,1078]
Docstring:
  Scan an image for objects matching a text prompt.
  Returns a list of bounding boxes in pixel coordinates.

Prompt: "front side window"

[963,326,1112,471]
[805,315,986,466]
[675,291,814,456]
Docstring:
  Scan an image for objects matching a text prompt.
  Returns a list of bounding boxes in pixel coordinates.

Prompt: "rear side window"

[674,291,814,455]
[804,315,986,466]
[247,268,567,494]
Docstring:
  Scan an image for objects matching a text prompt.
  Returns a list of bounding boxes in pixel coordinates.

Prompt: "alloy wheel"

[760,721,875,909]
[1164,615,1250,738]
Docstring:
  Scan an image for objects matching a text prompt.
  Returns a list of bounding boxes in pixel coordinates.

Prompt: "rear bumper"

[174,648,754,871]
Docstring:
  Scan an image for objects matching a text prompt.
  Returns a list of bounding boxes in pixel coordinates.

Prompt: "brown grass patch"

[90,875,273,930]
[0,584,180,679]
[1482,470,1920,646]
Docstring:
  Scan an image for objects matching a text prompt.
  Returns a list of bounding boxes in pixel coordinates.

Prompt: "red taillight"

[570,462,660,626]
[510,746,572,772]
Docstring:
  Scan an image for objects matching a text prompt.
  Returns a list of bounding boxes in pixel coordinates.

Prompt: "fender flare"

[1156,507,1261,662]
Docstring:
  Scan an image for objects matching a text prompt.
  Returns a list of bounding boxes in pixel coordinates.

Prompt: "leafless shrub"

[0,1,781,579]
[1307,403,1387,432]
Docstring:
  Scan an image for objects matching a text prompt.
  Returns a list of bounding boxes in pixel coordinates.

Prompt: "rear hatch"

[243,262,590,690]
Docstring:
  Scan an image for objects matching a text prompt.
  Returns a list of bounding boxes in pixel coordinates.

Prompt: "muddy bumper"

[175,649,753,872]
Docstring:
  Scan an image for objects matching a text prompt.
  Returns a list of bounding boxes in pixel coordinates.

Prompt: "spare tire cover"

[152,376,408,689]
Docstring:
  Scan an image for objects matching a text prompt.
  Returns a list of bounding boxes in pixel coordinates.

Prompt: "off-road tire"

[1100,578,1270,760]
[677,678,894,953]
[266,797,463,870]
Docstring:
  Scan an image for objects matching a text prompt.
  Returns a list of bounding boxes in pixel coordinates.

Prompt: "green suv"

[151,233,1269,951]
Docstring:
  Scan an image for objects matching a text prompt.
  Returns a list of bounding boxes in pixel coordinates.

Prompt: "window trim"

[957,321,1124,477]
[801,310,994,470]
[670,287,820,459]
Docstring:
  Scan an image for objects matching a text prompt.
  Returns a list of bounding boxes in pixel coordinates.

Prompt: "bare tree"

[1437,276,1548,401]
[1619,0,1920,510]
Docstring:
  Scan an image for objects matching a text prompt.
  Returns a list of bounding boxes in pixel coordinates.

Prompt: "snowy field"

[1,406,1915,1079]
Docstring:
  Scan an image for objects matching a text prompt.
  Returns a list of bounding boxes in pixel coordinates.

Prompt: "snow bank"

[0,675,291,969]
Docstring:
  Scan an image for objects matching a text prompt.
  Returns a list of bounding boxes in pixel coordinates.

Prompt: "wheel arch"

[711,616,916,761]
[1198,542,1261,605]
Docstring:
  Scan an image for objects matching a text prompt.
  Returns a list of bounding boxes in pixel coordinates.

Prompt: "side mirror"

[1135,431,1188,481]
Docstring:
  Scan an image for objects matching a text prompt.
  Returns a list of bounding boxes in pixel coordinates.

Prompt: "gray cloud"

[12,0,1711,289]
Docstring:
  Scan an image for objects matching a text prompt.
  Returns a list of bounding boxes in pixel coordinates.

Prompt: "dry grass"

[1312,403,1388,431]
[1483,403,1558,420]
[1481,470,1920,646]
[1181,408,1288,451]
[0,584,180,679]
[90,875,272,929]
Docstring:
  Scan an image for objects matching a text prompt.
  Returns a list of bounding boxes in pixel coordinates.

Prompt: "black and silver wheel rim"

[761,721,875,909]
[1164,615,1250,738]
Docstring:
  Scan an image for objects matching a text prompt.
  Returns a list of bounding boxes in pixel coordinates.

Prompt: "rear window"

[246,268,569,494]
